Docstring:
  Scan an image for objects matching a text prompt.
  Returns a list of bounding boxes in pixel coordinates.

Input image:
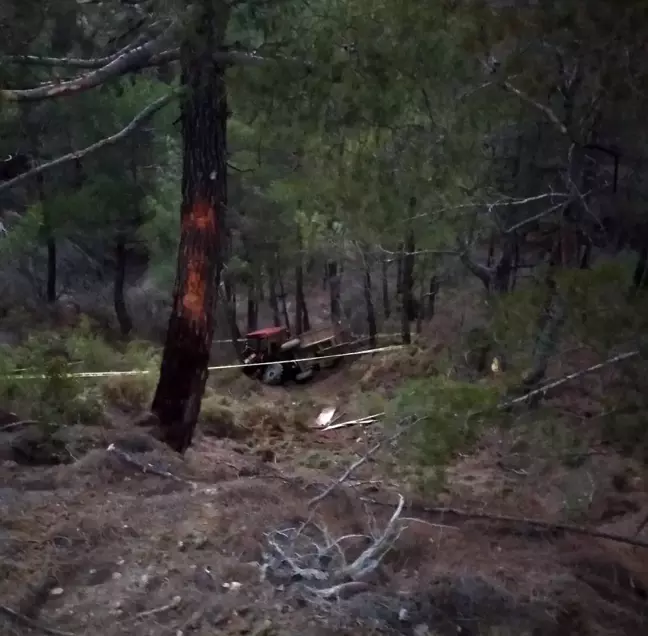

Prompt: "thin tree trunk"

[267,261,281,326]
[510,239,520,291]
[114,231,133,337]
[486,232,495,269]
[427,275,439,320]
[294,230,310,334]
[277,260,291,332]
[395,242,404,294]
[579,241,592,270]
[152,2,228,453]
[246,279,258,332]
[401,226,415,344]
[295,261,305,335]
[381,256,390,319]
[493,238,514,294]
[416,274,424,334]
[328,260,341,324]
[46,234,56,303]
[223,277,242,349]
[362,250,377,347]
[631,246,648,294]
[257,269,265,302]
[522,238,567,391]
[32,140,56,303]
[523,279,566,389]
[302,289,311,331]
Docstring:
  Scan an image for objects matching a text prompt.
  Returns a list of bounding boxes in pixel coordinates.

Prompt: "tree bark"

[493,236,515,294]
[362,250,377,347]
[223,277,242,352]
[277,260,291,332]
[151,2,228,453]
[46,234,57,303]
[295,259,309,334]
[427,275,439,320]
[327,260,341,324]
[400,227,416,344]
[246,279,258,332]
[381,255,390,319]
[395,242,404,294]
[267,260,281,326]
[114,231,133,337]
[294,229,311,334]
[631,246,648,294]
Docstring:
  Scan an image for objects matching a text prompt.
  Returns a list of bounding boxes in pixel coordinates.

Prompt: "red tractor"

[241,325,347,385]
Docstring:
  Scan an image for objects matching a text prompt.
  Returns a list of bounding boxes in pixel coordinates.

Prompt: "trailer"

[240,324,348,385]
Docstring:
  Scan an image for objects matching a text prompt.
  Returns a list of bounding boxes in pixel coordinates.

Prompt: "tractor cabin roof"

[245,326,287,339]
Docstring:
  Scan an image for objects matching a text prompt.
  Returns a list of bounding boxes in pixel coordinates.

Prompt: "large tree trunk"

[114,231,133,337]
[151,3,228,453]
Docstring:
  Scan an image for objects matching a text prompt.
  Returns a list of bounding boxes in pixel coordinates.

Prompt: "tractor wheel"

[295,369,314,383]
[280,338,301,352]
[262,362,285,385]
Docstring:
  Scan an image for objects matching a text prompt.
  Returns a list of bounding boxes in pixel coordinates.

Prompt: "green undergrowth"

[0,318,160,429]
[387,374,502,491]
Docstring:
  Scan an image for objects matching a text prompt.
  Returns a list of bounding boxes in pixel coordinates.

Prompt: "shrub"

[199,395,247,439]
[391,375,500,489]
[0,324,161,429]
[100,373,156,411]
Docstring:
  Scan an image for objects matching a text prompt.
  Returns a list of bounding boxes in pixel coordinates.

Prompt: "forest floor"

[1,332,648,635]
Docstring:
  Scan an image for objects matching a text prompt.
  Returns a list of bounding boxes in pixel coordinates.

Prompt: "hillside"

[1,313,647,636]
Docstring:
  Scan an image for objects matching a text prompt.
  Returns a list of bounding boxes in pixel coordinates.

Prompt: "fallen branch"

[0,604,75,636]
[0,419,39,432]
[261,495,408,601]
[0,90,179,195]
[107,443,188,484]
[126,595,182,621]
[500,349,639,410]
[321,412,384,431]
[307,418,419,509]
[362,497,648,550]
[333,494,405,582]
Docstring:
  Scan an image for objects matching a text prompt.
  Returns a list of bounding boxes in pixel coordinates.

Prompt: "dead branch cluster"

[259,495,406,602]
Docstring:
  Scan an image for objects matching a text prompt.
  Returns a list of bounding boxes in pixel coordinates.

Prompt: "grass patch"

[0,320,161,428]
[390,375,501,490]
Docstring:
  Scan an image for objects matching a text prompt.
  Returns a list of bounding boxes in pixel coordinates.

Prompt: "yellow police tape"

[210,332,409,344]
[7,343,405,381]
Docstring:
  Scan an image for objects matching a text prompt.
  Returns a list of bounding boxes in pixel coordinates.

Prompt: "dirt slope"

[1,356,648,635]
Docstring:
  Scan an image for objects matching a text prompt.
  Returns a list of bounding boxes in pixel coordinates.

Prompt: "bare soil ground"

[2,320,648,634]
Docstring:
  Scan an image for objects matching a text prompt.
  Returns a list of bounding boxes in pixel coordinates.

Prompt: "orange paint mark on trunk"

[179,199,217,325]
[183,199,216,232]
[182,259,205,322]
